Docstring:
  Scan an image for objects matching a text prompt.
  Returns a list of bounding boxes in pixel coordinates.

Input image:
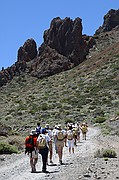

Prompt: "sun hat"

[30,129,37,135]
[57,124,62,130]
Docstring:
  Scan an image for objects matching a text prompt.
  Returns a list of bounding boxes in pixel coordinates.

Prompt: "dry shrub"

[0,142,18,154]
[8,135,25,151]
[94,148,117,158]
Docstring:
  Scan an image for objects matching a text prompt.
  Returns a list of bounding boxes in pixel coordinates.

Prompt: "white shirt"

[47,129,53,139]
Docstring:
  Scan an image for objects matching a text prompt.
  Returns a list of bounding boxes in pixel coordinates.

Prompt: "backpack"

[57,131,64,140]
[67,130,73,140]
[81,126,88,133]
[37,135,46,149]
[73,128,78,136]
[25,136,34,154]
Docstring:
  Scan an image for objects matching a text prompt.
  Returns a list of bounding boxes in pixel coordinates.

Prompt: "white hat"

[45,124,49,128]
[30,129,37,135]
[57,124,62,129]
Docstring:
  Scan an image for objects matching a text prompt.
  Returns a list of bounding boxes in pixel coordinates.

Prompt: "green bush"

[94,148,117,158]
[103,149,117,158]
[94,116,106,124]
[116,112,119,116]
[40,103,48,110]
[0,142,18,154]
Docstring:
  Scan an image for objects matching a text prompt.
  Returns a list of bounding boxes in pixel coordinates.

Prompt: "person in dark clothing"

[35,122,41,136]
[37,128,51,173]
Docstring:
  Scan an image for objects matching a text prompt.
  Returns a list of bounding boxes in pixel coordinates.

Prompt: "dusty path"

[0,126,119,180]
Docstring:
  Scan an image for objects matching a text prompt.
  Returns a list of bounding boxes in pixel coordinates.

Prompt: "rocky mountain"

[0,15,95,86]
[1,9,119,87]
[95,9,119,34]
[0,9,119,137]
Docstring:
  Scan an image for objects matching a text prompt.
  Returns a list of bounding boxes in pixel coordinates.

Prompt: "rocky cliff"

[0,9,119,86]
[95,9,119,34]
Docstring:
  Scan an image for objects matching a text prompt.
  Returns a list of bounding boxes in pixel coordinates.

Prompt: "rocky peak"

[17,38,37,62]
[1,14,107,86]
[43,17,86,65]
[95,9,119,34]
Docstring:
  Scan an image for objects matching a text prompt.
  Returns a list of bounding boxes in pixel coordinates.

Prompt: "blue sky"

[0,0,118,70]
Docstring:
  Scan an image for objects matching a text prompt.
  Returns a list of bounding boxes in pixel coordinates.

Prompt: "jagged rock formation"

[0,9,119,86]
[29,17,95,78]
[43,17,90,65]
[0,61,27,87]
[17,38,37,62]
[30,44,73,78]
[0,17,95,85]
[95,9,119,34]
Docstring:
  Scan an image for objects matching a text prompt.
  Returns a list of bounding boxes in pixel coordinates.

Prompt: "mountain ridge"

[0,9,119,137]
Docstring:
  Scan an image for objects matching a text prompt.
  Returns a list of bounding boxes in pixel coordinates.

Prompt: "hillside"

[0,29,119,135]
[0,9,119,142]
[0,9,119,180]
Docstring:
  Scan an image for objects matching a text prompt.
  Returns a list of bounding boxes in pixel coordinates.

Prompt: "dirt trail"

[0,126,119,180]
[0,127,99,180]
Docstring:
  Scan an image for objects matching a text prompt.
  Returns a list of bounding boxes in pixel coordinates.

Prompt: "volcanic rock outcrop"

[17,38,37,62]
[95,9,119,34]
[1,9,119,86]
[27,17,95,78]
[43,17,88,64]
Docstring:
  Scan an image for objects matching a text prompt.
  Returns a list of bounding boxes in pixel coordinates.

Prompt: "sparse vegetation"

[0,142,18,154]
[94,116,107,124]
[94,148,117,158]
[0,28,119,150]
[8,136,25,151]
[101,126,112,135]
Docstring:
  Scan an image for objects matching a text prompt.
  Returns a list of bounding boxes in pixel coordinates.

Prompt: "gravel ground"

[0,126,119,180]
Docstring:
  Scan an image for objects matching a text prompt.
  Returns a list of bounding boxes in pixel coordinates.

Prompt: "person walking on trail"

[67,125,75,154]
[72,125,78,146]
[64,126,68,147]
[37,128,51,173]
[80,122,88,140]
[52,125,58,154]
[54,124,65,165]
[45,124,53,164]
[75,122,81,143]
[25,130,38,173]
